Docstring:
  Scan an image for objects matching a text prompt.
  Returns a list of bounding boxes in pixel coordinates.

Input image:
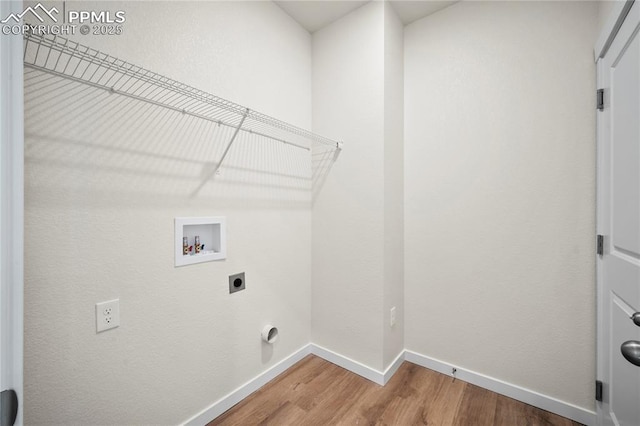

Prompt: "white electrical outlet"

[96,299,120,333]
[390,306,397,327]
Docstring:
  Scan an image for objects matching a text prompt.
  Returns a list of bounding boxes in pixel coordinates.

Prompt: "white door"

[0,1,24,424]
[597,1,640,425]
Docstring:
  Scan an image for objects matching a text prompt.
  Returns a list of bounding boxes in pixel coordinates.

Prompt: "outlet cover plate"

[229,272,246,294]
[96,299,120,333]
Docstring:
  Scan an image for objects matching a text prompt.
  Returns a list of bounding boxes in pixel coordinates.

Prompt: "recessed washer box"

[175,217,226,267]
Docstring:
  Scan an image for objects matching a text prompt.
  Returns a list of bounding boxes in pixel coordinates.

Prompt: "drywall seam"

[182,344,312,426]
[404,350,597,426]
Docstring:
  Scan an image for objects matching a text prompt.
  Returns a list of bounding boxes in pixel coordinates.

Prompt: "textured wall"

[311,1,386,371]
[23,1,312,424]
[404,1,598,411]
[22,0,602,422]
[597,0,624,37]
[382,1,405,370]
[311,1,405,373]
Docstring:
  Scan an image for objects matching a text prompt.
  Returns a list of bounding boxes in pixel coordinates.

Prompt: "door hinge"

[597,89,605,111]
[595,380,603,402]
[597,234,604,256]
[0,389,18,426]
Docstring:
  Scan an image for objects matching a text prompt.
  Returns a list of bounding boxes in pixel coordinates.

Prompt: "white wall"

[404,1,598,412]
[311,1,386,371]
[23,1,312,424]
[0,2,24,424]
[382,1,404,369]
[22,0,602,422]
[311,1,405,373]
[598,0,625,36]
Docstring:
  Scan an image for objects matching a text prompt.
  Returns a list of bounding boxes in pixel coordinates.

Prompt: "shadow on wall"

[24,68,340,210]
[312,140,341,203]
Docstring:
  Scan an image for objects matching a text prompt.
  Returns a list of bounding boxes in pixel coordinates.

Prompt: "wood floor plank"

[350,362,420,424]
[305,372,373,425]
[494,393,529,426]
[411,366,467,425]
[213,355,321,425]
[494,394,583,426]
[293,362,353,412]
[257,401,308,426]
[376,395,424,425]
[208,355,584,426]
[452,382,498,426]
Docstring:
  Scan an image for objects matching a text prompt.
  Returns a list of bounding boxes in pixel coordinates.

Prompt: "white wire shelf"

[23,32,343,163]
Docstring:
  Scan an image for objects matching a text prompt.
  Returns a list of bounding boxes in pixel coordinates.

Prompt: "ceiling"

[390,1,458,25]
[273,1,458,33]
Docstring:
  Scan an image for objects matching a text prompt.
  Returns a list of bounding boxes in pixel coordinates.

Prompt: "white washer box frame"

[175,217,227,267]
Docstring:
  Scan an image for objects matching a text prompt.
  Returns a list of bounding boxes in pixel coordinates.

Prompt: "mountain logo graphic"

[1,3,59,24]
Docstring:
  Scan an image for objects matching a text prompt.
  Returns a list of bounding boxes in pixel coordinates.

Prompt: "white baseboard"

[404,350,596,426]
[182,344,312,426]
[308,345,405,386]
[183,345,596,426]
[382,351,405,384]
[309,344,386,385]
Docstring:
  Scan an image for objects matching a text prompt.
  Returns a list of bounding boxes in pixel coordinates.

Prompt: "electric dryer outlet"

[229,272,246,294]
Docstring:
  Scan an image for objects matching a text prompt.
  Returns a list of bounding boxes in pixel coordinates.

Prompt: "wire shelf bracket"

[191,108,248,196]
[23,31,343,180]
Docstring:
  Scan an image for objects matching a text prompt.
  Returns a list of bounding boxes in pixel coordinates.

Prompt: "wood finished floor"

[210,355,583,426]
